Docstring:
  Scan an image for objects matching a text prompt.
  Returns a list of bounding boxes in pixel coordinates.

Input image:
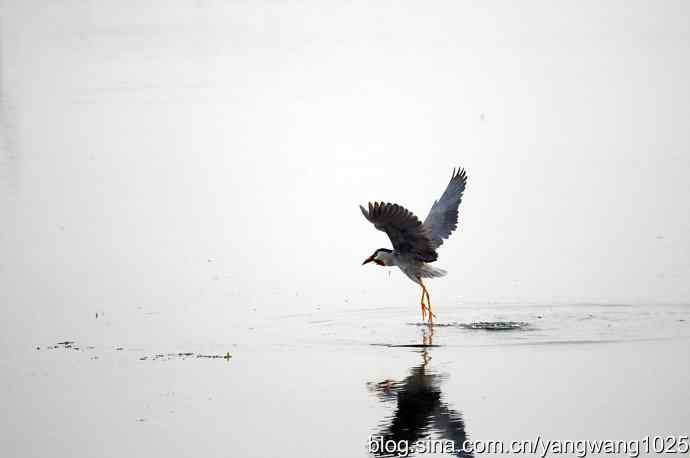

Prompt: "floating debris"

[37,341,233,362]
[197,352,232,360]
[42,341,79,350]
[140,351,231,361]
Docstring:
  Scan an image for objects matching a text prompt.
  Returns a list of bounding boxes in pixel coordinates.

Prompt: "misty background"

[1,0,689,347]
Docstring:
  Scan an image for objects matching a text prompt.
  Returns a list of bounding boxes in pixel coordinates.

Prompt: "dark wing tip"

[453,167,468,182]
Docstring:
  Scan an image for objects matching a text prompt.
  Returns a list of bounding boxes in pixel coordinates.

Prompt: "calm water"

[3,303,689,457]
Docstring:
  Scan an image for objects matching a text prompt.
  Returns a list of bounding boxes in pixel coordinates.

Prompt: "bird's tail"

[419,265,447,278]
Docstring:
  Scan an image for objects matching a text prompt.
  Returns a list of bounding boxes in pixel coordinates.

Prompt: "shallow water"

[4,303,690,458]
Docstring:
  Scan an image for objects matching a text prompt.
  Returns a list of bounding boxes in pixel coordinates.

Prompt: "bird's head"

[362,248,393,267]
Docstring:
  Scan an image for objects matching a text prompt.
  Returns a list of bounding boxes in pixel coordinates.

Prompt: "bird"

[361,167,468,323]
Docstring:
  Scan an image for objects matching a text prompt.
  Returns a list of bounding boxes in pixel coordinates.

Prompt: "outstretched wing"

[360,202,438,262]
[423,167,468,249]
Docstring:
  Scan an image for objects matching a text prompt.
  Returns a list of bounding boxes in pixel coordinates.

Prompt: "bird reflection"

[367,326,473,457]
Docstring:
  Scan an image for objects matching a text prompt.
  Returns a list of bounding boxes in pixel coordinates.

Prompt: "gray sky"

[1,0,689,344]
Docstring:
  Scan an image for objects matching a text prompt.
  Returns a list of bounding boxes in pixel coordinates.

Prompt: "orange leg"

[419,285,427,321]
[420,279,434,323]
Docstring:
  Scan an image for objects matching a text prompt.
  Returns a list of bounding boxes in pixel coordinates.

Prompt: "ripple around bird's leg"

[408,321,531,330]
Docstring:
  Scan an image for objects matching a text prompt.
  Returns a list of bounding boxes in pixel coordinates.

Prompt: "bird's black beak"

[362,256,373,265]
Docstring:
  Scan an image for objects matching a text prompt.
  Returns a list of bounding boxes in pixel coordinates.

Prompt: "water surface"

[4,303,689,457]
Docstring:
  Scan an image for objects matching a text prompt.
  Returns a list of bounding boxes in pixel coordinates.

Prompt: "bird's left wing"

[360,202,438,262]
[423,168,468,249]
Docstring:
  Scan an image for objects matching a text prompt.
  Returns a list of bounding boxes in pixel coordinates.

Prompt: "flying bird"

[361,167,468,323]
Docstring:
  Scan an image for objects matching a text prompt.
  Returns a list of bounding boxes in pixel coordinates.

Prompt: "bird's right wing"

[423,168,468,249]
[360,202,438,262]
